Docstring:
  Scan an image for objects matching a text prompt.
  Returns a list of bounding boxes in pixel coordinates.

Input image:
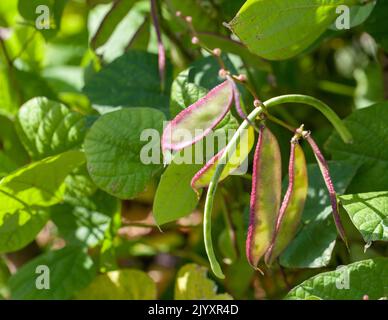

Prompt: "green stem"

[204,106,264,278]
[264,95,353,143]
[203,94,352,278]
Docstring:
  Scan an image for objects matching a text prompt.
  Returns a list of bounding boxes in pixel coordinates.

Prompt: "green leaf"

[52,171,118,248]
[91,0,138,50]
[329,1,376,30]
[286,258,388,300]
[174,264,233,300]
[339,191,388,243]
[83,51,172,114]
[0,150,86,208]
[51,201,114,248]
[0,151,85,253]
[153,161,203,226]
[280,161,358,268]
[326,103,388,192]
[16,97,86,160]
[9,246,96,300]
[84,108,165,199]
[18,0,68,39]
[76,269,156,299]
[0,207,49,254]
[228,0,357,60]
[364,0,388,51]
[170,68,208,118]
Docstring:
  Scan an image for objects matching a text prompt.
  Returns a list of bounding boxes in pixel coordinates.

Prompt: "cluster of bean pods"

[161,74,351,278]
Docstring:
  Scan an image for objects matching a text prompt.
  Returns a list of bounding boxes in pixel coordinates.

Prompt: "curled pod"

[162,81,234,152]
[305,135,348,248]
[246,126,282,271]
[264,140,308,266]
[191,126,255,190]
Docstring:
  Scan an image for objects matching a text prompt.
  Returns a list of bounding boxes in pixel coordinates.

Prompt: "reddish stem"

[305,135,348,248]
[150,0,166,92]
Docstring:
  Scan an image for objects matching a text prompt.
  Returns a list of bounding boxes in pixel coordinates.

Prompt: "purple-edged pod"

[162,81,234,152]
[191,126,255,190]
[246,126,282,272]
[305,134,349,248]
[264,140,308,266]
[227,75,247,120]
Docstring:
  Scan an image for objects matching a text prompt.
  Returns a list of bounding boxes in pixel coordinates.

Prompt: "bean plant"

[0,0,387,300]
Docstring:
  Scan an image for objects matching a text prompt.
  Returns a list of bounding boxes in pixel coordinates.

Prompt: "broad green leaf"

[170,68,208,118]
[91,0,138,50]
[76,269,156,300]
[286,258,388,300]
[339,191,388,243]
[280,161,358,268]
[51,200,115,248]
[364,0,388,51]
[0,206,49,254]
[153,161,203,226]
[83,51,172,114]
[9,246,96,300]
[0,150,85,208]
[175,264,232,300]
[52,172,118,248]
[84,108,165,199]
[16,97,86,160]
[228,0,357,60]
[326,103,388,192]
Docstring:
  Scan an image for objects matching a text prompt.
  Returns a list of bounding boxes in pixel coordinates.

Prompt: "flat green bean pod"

[265,140,308,266]
[246,126,282,271]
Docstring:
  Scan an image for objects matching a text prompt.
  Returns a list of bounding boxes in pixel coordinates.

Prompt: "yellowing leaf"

[175,264,232,300]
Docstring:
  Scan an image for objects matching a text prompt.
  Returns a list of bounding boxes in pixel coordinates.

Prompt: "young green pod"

[162,81,234,152]
[264,140,308,265]
[246,126,282,271]
[191,126,255,190]
[305,135,348,248]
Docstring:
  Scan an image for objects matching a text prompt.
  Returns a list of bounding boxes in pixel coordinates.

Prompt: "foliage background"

[0,0,387,300]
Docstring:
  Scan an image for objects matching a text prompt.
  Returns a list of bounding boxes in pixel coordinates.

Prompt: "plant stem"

[264,94,353,144]
[204,105,264,278]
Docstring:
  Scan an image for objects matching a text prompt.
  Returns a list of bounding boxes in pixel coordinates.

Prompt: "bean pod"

[305,135,348,248]
[162,81,234,152]
[246,126,282,271]
[264,140,308,265]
